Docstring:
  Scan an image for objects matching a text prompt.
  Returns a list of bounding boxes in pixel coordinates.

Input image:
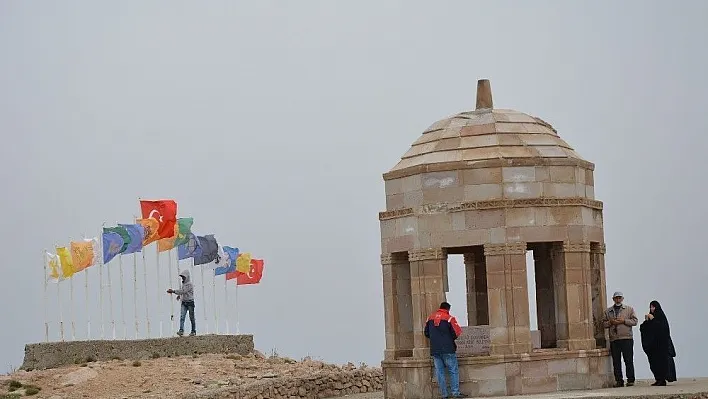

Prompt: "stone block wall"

[22,334,254,370]
[180,368,383,399]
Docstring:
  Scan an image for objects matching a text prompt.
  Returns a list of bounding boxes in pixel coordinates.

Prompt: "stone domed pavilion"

[379,79,612,398]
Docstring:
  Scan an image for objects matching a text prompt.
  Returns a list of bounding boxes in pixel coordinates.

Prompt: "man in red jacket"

[424,302,464,398]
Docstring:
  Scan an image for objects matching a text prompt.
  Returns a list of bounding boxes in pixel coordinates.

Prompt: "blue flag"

[119,224,145,254]
[177,233,200,260]
[102,231,124,264]
[215,246,239,275]
[193,235,218,266]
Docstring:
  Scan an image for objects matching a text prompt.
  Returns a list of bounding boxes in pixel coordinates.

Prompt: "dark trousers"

[179,301,196,334]
[611,339,635,383]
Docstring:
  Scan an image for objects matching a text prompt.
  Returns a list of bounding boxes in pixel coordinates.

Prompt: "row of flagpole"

[42,244,241,342]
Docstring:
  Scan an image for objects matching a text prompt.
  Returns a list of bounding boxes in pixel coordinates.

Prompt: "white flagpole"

[43,251,49,342]
[67,240,76,341]
[85,257,90,340]
[199,263,207,334]
[57,267,64,342]
[213,273,218,334]
[224,276,229,334]
[142,249,150,337]
[81,234,91,340]
[69,275,76,340]
[156,244,162,337]
[167,247,174,334]
[119,253,126,339]
[133,251,139,339]
[106,250,115,340]
[235,280,239,334]
[99,231,105,339]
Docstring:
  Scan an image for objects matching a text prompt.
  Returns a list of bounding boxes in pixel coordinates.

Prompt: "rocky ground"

[0,352,381,399]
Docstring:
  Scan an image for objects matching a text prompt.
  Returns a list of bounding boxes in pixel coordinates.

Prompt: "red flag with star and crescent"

[233,258,264,285]
[139,199,178,239]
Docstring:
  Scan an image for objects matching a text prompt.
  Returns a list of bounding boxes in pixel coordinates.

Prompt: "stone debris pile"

[3,351,382,399]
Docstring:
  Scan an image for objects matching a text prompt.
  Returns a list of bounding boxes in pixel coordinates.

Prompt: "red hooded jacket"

[424,308,462,354]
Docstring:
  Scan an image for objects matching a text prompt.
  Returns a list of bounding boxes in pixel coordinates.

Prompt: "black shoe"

[652,381,667,386]
[626,381,634,387]
[614,381,624,388]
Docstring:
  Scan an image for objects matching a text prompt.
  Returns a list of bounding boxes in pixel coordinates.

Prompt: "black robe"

[640,303,676,383]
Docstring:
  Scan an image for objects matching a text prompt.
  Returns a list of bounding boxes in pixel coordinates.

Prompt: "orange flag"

[137,218,160,246]
[157,225,179,252]
[70,240,95,272]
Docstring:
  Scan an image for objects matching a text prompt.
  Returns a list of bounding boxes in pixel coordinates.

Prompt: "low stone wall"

[180,368,384,399]
[22,334,254,370]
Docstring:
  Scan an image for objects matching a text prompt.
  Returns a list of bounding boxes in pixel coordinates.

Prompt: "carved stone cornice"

[450,197,603,212]
[380,253,409,265]
[379,208,413,220]
[379,197,603,220]
[590,243,607,254]
[563,241,591,253]
[408,248,446,262]
[483,242,526,256]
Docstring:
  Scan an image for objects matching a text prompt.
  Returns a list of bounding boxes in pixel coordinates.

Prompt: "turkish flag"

[139,199,178,239]
[236,258,264,285]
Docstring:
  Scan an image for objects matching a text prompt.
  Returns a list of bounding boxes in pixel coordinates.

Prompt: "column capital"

[591,243,607,254]
[483,242,526,256]
[563,241,591,253]
[408,248,446,262]
[381,253,409,265]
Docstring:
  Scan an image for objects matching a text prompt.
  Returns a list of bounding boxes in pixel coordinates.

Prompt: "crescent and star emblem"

[148,209,164,222]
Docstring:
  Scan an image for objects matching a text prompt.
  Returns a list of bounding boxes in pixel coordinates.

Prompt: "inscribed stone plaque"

[456,325,490,356]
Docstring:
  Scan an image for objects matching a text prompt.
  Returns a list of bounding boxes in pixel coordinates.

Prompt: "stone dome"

[388,79,587,175]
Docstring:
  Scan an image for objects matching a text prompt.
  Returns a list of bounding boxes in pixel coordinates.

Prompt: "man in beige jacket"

[603,291,638,387]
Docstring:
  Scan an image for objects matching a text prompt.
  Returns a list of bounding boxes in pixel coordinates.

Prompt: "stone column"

[551,243,569,348]
[382,253,413,360]
[560,241,595,351]
[464,248,488,326]
[483,243,531,355]
[590,243,608,348]
[532,243,557,348]
[409,248,447,358]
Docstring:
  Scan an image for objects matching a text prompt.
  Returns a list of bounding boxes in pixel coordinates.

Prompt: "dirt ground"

[0,353,366,399]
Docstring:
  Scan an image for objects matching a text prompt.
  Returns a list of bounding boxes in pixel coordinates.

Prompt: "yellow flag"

[70,240,94,272]
[56,246,75,278]
[236,252,252,273]
[157,224,179,252]
[46,252,63,282]
[137,218,160,246]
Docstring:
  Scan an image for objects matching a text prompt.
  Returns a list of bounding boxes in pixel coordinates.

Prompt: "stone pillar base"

[412,347,431,358]
[567,338,596,351]
[384,349,413,360]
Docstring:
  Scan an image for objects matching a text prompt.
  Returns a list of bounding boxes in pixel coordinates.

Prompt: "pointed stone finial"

[476,79,493,110]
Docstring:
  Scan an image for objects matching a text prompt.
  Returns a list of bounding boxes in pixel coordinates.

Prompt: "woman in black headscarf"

[640,300,676,386]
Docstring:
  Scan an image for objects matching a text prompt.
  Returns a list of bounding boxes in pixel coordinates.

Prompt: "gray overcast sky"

[2,1,707,379]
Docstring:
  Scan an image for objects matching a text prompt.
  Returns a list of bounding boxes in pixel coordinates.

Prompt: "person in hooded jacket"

[640,300,676,386]
[424,302,464,399]
[167,269,196,336]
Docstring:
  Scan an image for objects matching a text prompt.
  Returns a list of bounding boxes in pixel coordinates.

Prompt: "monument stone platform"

[22,334,254,370]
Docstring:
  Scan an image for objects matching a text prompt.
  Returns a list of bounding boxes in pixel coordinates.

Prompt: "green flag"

[173,217,194,247]
[103,226,131,253]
